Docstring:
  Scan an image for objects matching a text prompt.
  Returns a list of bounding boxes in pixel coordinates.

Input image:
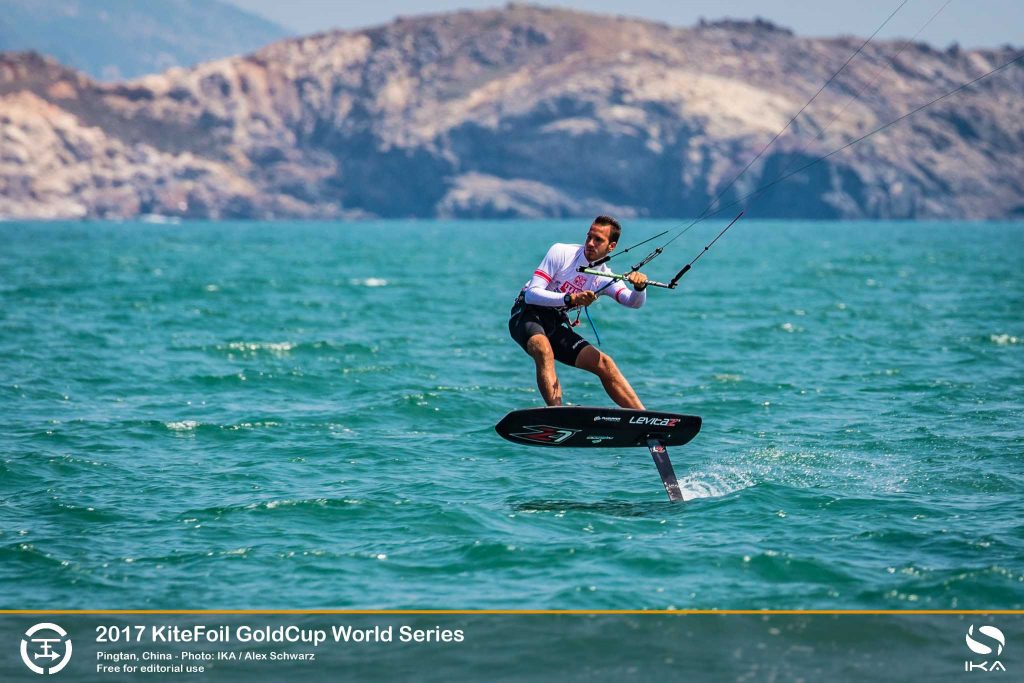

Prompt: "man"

[509,215,649,409]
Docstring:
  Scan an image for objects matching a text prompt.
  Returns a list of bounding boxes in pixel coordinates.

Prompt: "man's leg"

[526,334,562,406]
[575,345,645,410]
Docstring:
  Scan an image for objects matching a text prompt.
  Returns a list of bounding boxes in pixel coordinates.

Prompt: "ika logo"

[21,623,73,674]
[964,625,1006,673]
[593,416,621,423]
[628,416,680,428]
[511,425,579,445]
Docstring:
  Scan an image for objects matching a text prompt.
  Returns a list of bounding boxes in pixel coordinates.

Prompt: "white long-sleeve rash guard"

[522,243,646,309]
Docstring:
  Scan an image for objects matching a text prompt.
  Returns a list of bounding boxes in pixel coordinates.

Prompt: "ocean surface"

[1,219,1021,610]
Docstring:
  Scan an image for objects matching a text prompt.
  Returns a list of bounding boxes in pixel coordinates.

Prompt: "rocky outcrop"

[1,5,1021,220]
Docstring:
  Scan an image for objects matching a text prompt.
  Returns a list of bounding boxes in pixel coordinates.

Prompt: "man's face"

[584,223,616,263]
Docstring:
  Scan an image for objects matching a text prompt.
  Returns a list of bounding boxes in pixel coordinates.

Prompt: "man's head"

[584,215,621,263]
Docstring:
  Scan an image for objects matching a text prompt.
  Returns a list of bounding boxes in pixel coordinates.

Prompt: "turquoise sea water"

[1,220,1021,610]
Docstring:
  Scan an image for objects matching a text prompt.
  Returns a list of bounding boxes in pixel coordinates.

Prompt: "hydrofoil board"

[495,406,700,448]
[495,406,701,501]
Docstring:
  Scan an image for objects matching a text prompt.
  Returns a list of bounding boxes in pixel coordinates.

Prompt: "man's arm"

[523,271,569,307]
[523,245,570,307]
[602,274,647,309]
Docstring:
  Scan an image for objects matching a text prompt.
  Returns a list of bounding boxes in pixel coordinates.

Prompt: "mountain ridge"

[1,5,1021,220]
[0,0,289,80]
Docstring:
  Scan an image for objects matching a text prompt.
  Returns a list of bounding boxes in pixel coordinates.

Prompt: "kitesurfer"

[509,216,648,409]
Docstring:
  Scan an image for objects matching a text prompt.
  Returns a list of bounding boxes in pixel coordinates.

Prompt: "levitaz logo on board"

[964,624,1006,673]
[628,416,679,427]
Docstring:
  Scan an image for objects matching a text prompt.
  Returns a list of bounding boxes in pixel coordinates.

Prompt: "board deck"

[494,406,701,448]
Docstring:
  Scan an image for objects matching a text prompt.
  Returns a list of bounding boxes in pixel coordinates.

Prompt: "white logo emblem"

[967,625,1005,656]
[21,623,73,674]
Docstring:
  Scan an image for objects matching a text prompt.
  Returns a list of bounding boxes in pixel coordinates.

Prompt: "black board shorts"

[509,297,592,367]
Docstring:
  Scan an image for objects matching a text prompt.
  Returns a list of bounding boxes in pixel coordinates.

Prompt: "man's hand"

[570,290,598,307]
[626,271,648,291]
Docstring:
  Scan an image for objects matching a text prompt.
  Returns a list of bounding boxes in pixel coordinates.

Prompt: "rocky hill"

[1,5,1021,220]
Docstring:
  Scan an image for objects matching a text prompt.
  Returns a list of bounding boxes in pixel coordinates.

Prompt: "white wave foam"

[225,421,281,431]
[677,467,756,501]
[990,333,1020,346]
[224,341,296,354]
[349,277,389,287]
[676,445,840,501]
[166,420,200,431]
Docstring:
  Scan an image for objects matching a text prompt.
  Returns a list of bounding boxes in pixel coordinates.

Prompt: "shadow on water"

[510,499,689,517]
